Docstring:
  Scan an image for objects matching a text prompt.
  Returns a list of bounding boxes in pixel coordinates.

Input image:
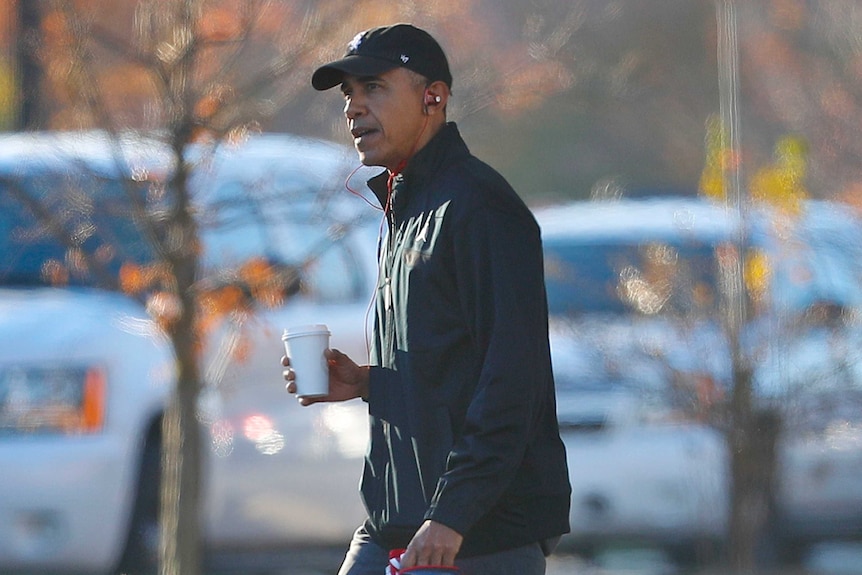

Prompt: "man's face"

[341,68,428,171]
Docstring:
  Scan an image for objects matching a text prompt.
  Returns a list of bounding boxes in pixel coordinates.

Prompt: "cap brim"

[311,55,399,91]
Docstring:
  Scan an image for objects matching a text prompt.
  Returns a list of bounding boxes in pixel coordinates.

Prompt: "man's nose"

[344,97,363,119]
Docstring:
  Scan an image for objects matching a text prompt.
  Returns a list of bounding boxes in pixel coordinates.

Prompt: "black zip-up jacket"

[362,123,571,557]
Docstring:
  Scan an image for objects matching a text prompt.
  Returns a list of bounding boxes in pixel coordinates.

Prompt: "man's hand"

[400,520,463,568]
[283,348,369,405]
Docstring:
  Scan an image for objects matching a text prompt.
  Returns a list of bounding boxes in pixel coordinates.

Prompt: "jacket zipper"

[383,177,399,365]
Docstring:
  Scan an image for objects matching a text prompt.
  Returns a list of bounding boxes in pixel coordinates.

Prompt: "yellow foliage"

[750,136,808,214]
[699,115,734,201]
[0,60,16,129]
[700,116,809,215]
[699,167,724,201]
[750,167,803,214]
[744,248,772,306]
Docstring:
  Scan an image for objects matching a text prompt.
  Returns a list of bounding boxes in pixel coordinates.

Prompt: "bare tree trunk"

[714,1,781,570]
[160,362,203,575]
[159,64,203,569]
[726,362,780,572]
[16,0,46,129]
[160,246,203,575]
[158,1,205,571]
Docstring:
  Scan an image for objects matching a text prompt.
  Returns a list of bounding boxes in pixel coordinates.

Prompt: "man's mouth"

[351,127,377,140]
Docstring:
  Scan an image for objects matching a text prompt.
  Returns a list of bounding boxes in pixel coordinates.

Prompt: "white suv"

[0,132,381,573]
[537,197,862,563]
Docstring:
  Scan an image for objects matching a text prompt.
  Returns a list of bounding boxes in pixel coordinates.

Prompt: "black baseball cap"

[312,24,452,91]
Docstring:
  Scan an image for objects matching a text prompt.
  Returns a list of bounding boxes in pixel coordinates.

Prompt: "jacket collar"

[367,122,469,208]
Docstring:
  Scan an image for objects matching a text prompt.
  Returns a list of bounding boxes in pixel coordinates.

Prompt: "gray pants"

[337,525,547,575]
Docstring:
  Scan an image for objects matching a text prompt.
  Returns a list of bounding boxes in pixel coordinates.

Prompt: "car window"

[2,160,371,305]
[301,236,367,302]
[544,239,721,318]
[194,169,372,304]
[0,173,159,289]
[543,201,862,321]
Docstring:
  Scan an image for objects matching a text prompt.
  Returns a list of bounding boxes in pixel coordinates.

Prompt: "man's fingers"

[403,521,462,568]
[400,548,418,569]
[404,547,448,568]
[441,549,458,566]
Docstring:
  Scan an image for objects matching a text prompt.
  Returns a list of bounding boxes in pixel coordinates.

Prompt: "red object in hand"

[386,549,405,575]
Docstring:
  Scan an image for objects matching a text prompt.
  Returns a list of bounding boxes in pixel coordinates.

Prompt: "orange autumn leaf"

[119,262,146,293]
[195,93,221,120]
[196,309,219,338]
[198,6,244,42]
[240,258,284,308]
[41,9,71,45]
[202,284,247,316]
[231,335,252,363]
[119,262,170,294]
[41,259,70,286]
[238,257,273,285]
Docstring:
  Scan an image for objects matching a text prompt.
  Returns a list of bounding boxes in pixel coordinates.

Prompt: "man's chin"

[356,152,386,169]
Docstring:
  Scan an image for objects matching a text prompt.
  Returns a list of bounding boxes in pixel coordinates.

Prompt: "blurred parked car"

[537,197,862,562]
[539,198,733,561]
[0,131,380,573]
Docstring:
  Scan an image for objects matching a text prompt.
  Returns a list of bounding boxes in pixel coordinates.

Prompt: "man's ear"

[422,80,450,115]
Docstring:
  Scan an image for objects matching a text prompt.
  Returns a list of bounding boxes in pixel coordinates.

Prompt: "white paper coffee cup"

[282,324,331,398]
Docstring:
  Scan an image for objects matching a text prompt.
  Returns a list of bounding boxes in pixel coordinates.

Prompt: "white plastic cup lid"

[282,324,330,340]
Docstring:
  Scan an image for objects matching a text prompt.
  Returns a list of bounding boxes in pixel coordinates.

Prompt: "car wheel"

[116,422,162,575]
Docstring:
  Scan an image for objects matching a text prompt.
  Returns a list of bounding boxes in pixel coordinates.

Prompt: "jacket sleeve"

[424,198,553,535]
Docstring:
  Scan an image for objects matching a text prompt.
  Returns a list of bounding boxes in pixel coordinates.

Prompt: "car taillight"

[0,365,106,434]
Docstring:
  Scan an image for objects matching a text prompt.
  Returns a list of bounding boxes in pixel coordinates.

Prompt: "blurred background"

[0,1,860,575]
[1,0,861,205]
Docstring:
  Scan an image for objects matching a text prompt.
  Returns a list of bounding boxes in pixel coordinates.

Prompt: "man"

[283,23,571,575]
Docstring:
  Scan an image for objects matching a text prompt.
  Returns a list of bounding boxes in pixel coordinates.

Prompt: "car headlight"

[0,365,106,434]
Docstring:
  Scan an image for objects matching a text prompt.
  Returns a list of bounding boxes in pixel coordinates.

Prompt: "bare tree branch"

[54,1,170,266]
